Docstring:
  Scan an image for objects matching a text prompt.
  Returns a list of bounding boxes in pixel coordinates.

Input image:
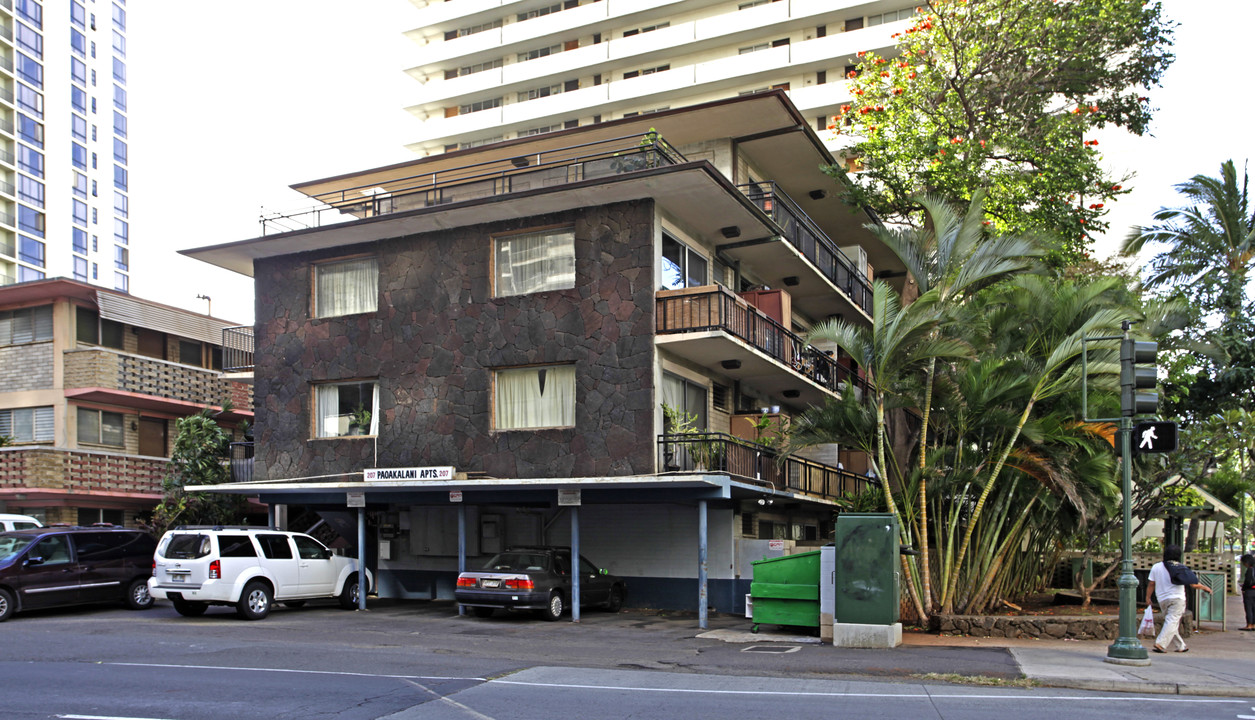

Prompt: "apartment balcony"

[736,182,872,319]
[222,325,254,375]
[656,432,872,501]
[63,348,253,421]
[656,285,867,411]
[0,446,168,502]
[262,131,690,234]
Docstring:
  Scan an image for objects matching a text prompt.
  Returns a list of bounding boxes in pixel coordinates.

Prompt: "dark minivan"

[0,525,157,622]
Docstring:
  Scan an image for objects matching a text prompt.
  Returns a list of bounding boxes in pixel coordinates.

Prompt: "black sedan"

[455,547,625,621]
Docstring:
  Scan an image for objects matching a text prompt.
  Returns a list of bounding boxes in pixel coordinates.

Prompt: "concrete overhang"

[181,92,899,281]
[189,473,835,507]
[182,162,775,277]
[64,387,253,423]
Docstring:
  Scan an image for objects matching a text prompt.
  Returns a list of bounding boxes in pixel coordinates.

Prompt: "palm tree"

[804,281,970,621]
[1123,160,1254,323]
[870,190,1041,615]
[936,275,1128,611]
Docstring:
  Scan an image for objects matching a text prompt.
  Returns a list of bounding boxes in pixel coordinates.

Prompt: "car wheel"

[0,587,15,622]
[125,578,154,610]
[605,585,624,613]
[338,574,363,610]
[283,601,307,609]
[171,599,208,617]
[541,591,564,621]
[472,607,494,618]
[237,581,273,620]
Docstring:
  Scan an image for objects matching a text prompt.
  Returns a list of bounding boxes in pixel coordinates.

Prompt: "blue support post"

[357,507,367,610]
[699,500,708,630]
[572,506,581,623]
[458,504,466,616]
[267,504,275,529]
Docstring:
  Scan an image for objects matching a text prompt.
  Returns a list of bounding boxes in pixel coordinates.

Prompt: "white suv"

[149,527,372,620]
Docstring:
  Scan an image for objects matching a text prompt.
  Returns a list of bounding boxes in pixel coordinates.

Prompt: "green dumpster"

[749,549,822,632]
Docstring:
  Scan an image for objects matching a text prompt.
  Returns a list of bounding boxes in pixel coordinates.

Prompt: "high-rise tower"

[402,0,913,158]
[2,0,130,292]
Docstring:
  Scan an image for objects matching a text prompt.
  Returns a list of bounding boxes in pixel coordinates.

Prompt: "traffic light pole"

[1106,322,1149,664]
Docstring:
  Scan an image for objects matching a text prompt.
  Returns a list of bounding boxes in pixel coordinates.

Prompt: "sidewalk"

[731,593,1255,696]
[940,593,1254,696]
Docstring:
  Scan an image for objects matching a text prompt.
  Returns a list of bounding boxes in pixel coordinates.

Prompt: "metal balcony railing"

[229,441,254,483]
[739,182,873,315]
[222,325,254,373]
[656,287,870,398]
[260,132,688,235]
[657,432,873,500]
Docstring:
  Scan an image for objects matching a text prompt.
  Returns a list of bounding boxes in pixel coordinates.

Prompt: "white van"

[0,514,43,531]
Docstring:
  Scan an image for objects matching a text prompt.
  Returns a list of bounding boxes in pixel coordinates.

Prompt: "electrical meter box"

[834,513,900,625]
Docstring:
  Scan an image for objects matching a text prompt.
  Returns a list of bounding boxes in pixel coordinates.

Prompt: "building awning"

[65,387,252,422]
[188,473,835,508]
[95,291,237,346]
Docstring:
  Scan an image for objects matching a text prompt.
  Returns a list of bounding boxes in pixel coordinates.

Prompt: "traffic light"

[1120,339,1157,416]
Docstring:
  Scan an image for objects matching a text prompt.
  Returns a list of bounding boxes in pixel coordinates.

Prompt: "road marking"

[403,679,498,720]
[58,715,175,720]
[740,645,801,654]
[106,662,485,682]
[489,679,1244,703]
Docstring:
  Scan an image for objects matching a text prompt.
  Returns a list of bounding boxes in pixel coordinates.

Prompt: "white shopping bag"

[1137,606,1155,636]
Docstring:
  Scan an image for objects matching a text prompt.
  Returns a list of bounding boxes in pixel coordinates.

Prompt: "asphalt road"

[0,600,1242,719]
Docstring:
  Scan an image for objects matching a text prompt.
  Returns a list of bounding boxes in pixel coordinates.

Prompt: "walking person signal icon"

[1134,421,1178,454]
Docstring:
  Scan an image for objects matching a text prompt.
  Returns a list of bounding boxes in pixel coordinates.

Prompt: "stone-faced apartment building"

[183,92,900,613]
[0,278,252,526]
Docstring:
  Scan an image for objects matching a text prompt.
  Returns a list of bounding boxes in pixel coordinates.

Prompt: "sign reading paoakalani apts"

[364,467,455,481]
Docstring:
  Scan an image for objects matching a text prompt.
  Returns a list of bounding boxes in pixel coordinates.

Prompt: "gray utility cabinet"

[834,513,900,625]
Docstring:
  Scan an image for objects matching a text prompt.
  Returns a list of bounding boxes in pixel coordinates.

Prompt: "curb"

[1034,678,1255,698]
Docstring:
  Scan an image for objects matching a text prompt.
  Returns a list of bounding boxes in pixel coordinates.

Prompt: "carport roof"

[189,474,837,508]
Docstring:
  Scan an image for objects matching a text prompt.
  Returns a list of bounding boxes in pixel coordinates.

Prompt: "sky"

[127,0,1253,325]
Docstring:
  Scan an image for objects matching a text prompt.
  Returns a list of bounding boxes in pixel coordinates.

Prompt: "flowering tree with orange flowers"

[830,0,1173,265]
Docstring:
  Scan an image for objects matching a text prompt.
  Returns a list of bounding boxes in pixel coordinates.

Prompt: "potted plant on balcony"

[611,128,661,174]
[348,405,372,436]
[688,434,725,472]
[661,402,723,471]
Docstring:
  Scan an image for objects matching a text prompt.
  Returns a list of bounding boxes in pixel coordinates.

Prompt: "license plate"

[169,574,186,583]
[481,579,501,588]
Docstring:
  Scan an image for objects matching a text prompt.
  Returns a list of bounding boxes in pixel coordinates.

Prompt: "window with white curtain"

[314,257,378,318]
[494,229,575,297]
[495,365,575,430]
[314,381,378,438]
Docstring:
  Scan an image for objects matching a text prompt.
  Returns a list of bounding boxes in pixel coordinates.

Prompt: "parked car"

[0,513,42,531]
[456,546,625,620]
[0,525,156,622]
[149,527,372,620]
